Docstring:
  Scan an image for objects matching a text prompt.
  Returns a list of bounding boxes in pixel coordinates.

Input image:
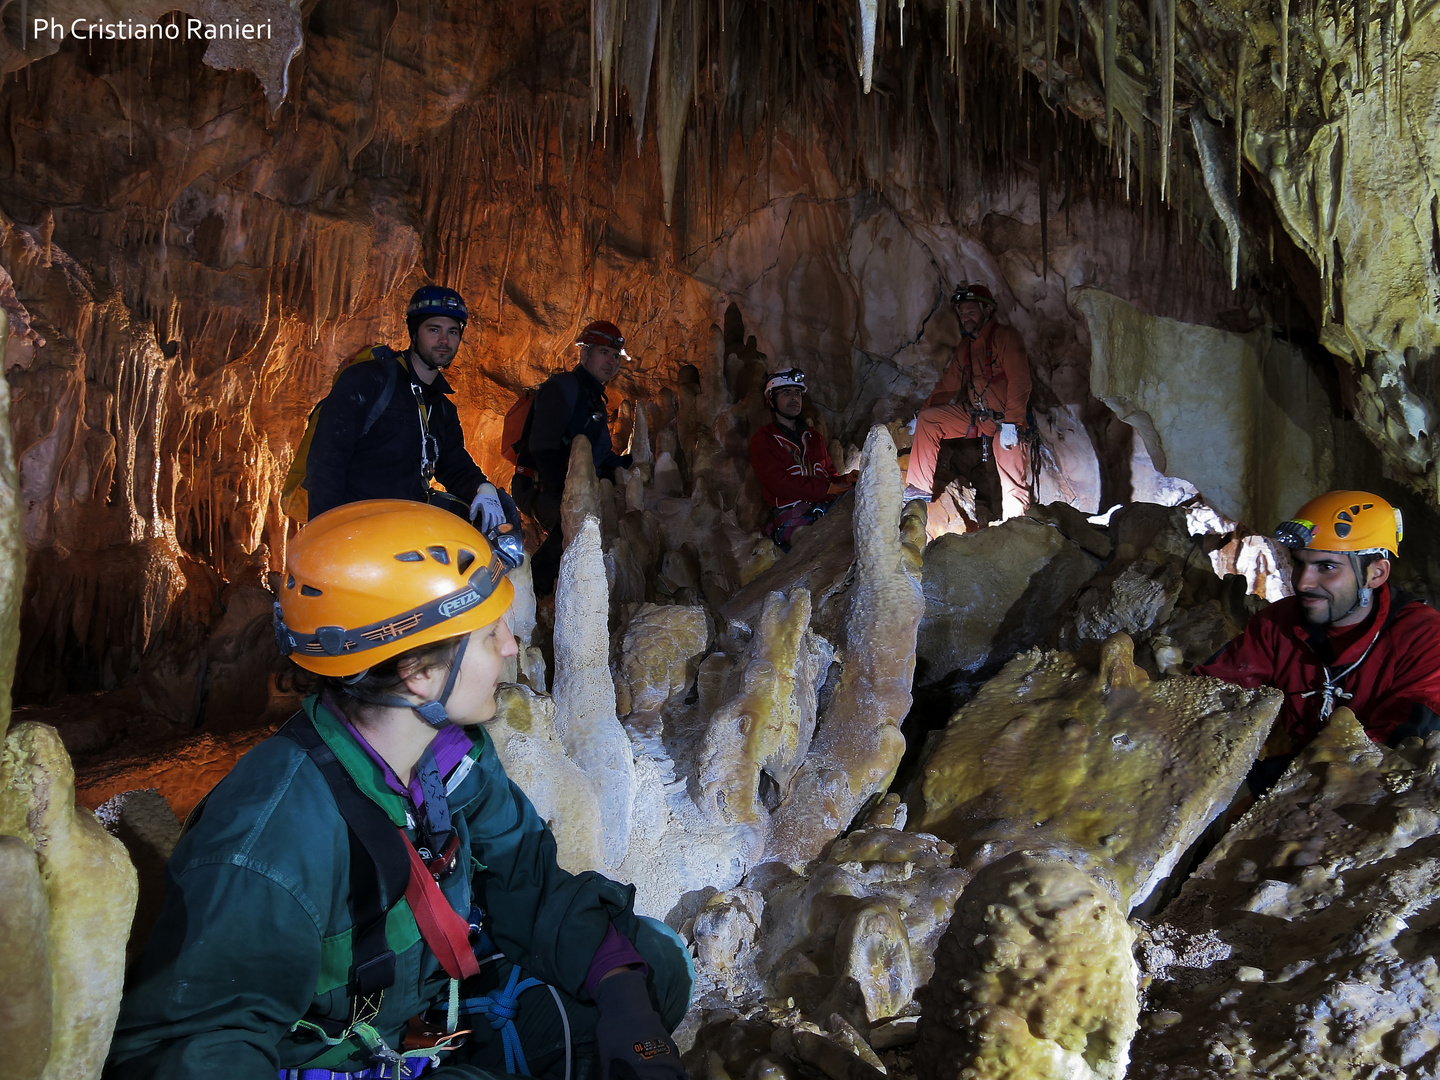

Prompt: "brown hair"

[281,635,462,708]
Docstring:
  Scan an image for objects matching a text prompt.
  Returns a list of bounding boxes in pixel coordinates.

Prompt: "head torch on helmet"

[950,282,998,309]
[1274,491,1402,557]
[764,368,807,399]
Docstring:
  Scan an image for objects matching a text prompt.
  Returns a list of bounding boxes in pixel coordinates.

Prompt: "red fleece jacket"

[1196,584,1440,753]
[749,423,838,509]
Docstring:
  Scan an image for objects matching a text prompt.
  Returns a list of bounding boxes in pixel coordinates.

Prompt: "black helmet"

[406,286,469,337]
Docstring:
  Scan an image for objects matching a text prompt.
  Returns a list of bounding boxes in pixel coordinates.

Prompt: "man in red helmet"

[511,320,634,597]
[1197,491,1440,791]
[903,283,1033,522]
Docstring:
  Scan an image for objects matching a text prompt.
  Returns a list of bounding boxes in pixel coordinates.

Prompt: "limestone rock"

[755,827,967,1028]
[719,497,857,643]
[93,788,182,963]
[489,683,604,873]
[1131,708,1440,1077]
[614,604,710,716]
[698,589,827,830]
[0,834,52,1080]
[916,516,1099,689]
[1077,287,1338,529]
[916,852,1139,1080]
[915,634,1280,909]
[0,722,138,1080]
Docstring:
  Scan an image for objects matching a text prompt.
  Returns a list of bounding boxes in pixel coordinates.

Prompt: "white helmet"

[764,367,807,403]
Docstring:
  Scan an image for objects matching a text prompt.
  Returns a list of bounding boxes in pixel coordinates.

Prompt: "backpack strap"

[278,711,411,998]
[359,347,405,440]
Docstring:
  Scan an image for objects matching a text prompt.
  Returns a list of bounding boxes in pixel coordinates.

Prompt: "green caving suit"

[106,696,692,1080]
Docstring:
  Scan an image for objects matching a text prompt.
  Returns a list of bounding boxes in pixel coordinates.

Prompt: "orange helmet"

[1274,490,1402,556]
[275,500,515,677]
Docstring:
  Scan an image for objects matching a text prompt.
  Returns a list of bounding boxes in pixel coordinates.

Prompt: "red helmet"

[576,320,625,350]
[950,283,998,309]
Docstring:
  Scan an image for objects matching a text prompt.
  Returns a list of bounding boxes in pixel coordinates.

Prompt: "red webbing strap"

[401,830,481,981]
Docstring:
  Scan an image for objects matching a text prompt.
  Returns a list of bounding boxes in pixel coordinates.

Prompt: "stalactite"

[1045,0,1059,95]
[1103,0,1118,144]
[618,0,661,153]
[1190,111,1242,290]
[1380,4,1391,131]
[1160,0,1175,200]
[656,0,696,226]
[1234,40,1245,201]
[899,0,906,45]
[1280,0,1290,105]
[858,0,879,93]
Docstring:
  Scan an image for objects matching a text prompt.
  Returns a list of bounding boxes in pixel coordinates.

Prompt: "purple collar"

[323,693,475,809]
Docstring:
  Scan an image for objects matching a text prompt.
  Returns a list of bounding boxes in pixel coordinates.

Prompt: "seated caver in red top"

[748,367,855,549]
[1196,491,1440,763]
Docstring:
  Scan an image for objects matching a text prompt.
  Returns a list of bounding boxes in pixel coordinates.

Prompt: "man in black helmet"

[304,285,513,536]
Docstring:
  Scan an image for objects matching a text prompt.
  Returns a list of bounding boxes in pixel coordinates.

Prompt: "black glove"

[594,970,686,1080]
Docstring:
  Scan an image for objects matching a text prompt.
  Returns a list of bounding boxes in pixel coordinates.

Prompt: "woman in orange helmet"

[108,500,691,1080]
[1198,490,1440,790]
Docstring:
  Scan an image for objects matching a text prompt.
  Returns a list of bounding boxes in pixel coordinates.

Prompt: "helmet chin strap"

[347,634,471,729]
[1333,552,1371,622]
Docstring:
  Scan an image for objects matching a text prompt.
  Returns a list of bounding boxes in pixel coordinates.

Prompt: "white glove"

[906,416,918,436]
[998,422,1019,450]
[470,483,505,532]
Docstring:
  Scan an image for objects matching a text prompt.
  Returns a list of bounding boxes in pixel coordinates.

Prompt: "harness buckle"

[425,833,461,880]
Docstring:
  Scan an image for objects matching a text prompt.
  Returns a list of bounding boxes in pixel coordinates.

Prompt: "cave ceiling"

[0,0,1438,697]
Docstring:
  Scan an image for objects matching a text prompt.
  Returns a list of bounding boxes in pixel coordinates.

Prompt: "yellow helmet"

[1274,490,1402,556]
[274,500,514,678]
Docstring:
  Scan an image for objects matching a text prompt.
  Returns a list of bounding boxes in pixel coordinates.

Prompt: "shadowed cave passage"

[4,1,1440,1078]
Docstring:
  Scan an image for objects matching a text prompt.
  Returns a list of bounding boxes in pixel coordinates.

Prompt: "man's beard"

[1298,589,1355,627]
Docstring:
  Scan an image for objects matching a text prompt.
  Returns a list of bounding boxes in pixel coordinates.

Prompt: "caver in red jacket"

[1196,584,1440,754]
[749,422,839,509]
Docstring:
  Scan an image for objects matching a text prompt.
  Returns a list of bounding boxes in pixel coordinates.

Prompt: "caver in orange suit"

[905,314,1033,520]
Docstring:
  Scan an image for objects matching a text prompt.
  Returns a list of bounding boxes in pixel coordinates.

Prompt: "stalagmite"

[489,685,605,873]
[560,435,602,546]
[1190,111,1242,290]
[551,517,634,868]
[1,724,139,1080]
[697,589,824,829]
[765,426,923,867]
[656,0,696,225]
[857,0,879,93]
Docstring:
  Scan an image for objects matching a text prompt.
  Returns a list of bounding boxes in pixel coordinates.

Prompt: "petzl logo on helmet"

[438,588,482,618]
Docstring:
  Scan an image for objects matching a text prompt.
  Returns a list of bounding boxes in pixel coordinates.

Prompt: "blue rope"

[458,965,545,1076]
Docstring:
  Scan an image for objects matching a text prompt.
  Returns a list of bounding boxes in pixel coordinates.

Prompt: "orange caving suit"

[905,319,1033,520]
